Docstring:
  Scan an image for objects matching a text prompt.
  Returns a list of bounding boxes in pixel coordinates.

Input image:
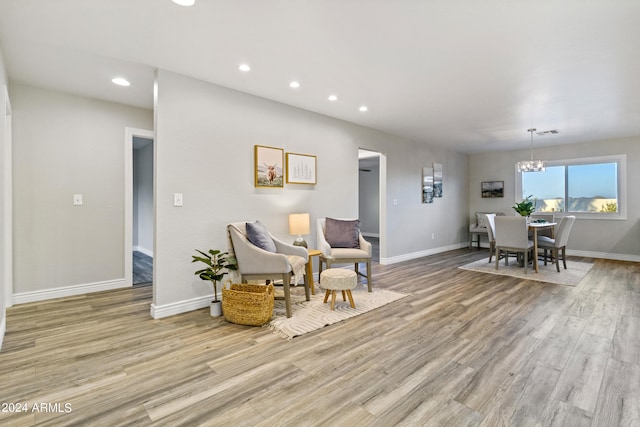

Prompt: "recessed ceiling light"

[171,0,195,6]
[112,77,130,87]
[359,106,368,112]
[289,81,300,89]
[328,95,338,102]
[238,63,251,72]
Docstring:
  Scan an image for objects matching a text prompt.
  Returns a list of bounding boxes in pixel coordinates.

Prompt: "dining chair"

[530,213,555,238]
[537,216,576,272]
[494,216,534,273]
[478,213,497,262]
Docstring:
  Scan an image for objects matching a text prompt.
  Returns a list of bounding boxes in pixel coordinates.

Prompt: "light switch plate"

[174,193,183,207]
[73,194,83,206]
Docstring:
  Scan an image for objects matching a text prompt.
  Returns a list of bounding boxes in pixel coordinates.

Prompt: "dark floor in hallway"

[133,251,153,286]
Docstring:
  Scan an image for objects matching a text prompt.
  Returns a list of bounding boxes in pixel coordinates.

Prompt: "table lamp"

[288,213,310,248]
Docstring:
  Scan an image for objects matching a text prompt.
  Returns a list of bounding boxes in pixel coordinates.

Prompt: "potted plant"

[512,194,536,217]
[191,249,237,317]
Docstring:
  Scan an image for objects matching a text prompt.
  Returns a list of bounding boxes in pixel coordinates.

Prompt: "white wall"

[153,69,469,315]
[11,84,153,298]
[134,142,154,254]
[0,46,9,349]
[469,136,640,260]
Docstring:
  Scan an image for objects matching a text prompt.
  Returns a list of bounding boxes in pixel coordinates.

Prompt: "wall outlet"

[173,193,183,207]
[431,232,435,240]
[73,194,83,206]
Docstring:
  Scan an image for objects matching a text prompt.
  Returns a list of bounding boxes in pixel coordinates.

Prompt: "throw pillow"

[246,220,276,252]
[325,217,360,248]
[476,213,487,228]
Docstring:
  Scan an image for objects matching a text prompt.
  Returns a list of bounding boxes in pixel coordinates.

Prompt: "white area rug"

[267,285,408,340]
[459,257,594,286]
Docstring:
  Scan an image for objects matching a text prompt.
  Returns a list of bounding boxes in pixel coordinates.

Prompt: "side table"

[306,249,322,295]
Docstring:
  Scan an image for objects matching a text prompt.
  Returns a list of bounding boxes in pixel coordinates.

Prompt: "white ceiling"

[1,0,639,153]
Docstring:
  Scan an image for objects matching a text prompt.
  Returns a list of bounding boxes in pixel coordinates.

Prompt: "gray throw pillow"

[476,213,487,228]
[246,220,276,252]
[325,217,360,248]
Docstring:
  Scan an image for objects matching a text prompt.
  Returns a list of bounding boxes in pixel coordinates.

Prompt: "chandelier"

[517,128,546,172]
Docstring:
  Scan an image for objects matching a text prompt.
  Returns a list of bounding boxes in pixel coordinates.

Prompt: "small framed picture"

[286,152,317,185]
[481,181,504,198]
[255,145,284,188]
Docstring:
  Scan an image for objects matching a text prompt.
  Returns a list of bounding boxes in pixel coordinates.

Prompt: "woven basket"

[222,281,275,326]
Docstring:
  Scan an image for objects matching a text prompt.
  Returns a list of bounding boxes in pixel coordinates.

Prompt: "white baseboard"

[0,314,5,352]
[566,249,640,263]
[417,244,640,263]
[150,294,212,319]
[134,246,154,257]
[379,242,468,265]
[12,279,129,305]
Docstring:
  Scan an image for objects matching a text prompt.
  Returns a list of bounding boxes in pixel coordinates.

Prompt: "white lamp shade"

[288,213,310,235]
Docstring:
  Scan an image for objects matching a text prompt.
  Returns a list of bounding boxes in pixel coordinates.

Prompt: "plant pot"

[210,300,222,317]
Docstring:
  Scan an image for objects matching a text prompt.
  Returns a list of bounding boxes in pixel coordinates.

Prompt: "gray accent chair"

[478,213,497,262]
[227,222,310,318]
[494,216,534,273]
[469,211,505,248]
[316,218,372,292]
[537,216,576,272]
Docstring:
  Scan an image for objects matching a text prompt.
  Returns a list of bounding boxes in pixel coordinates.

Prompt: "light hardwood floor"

[1,249,639,426]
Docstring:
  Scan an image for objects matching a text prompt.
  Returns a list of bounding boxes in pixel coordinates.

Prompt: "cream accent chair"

[537,216,576,272]
[494,216,534,274]
[227,222,310,318]
[469,212,505,248]
[530,213,555,238]
[316,218,372,292]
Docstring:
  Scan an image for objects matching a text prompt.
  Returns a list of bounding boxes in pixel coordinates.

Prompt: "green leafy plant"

[512,195,536,217]
[191,249,237,303]
[601,201,617,213]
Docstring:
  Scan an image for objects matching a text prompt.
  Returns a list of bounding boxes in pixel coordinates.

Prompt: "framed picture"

[254,145,284,188]
[422,166,434,203]
[433,163,443,198]
[286,152,317,184]
[481,180,504,198]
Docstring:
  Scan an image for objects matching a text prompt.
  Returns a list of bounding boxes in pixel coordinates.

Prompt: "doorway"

[125,128,154,287]
[358,149,385,262]
[132,136,154,285]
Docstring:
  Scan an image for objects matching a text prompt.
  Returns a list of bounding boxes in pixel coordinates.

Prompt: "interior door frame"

[2,86,13,309]
[124,127,154,287]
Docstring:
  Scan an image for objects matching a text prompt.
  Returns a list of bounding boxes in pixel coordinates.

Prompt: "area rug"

[267,285,408,340]
[459,257,594,286]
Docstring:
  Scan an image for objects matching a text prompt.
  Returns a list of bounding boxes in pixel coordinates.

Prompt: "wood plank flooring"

[1,249,638,426]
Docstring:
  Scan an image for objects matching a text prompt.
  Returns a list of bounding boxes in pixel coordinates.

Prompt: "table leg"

[305,259,315,295]
[533,227,539,273]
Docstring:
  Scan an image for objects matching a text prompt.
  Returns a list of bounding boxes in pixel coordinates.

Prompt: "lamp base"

[293,236,307,248]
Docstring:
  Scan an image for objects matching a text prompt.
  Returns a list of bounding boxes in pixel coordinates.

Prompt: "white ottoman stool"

[320,268,357,310]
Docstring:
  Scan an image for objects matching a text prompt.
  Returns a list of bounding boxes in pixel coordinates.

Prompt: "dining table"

[528,221,557,273]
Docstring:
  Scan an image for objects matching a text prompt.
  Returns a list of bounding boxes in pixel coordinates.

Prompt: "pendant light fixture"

[517,128,547,172]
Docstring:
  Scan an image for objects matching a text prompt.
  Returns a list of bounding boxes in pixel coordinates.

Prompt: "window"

[516,155,626,219]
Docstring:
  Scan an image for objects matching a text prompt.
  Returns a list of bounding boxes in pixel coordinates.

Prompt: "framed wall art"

[254,145,284,188]
[481,180,504,198]
[422,166,434,203]
[286,152,317,184]
[433,163,443,198]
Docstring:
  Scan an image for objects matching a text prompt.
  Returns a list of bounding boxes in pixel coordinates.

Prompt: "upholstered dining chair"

[317,217,372,292]
[537,216,576,272]
[478,213,497,262]
[530,213,555,238]
[494,216,534,273]
[227,221,310,318]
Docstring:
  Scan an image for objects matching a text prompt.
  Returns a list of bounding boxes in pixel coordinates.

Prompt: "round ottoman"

[319,268,357,310]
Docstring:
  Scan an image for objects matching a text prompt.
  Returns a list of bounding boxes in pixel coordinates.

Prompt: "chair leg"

[283,273,292,318]
[562,247,567,269]
[555,249,560,272]
[524,249,528,274]
[366,259,372,292]
[495,247,500,270]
